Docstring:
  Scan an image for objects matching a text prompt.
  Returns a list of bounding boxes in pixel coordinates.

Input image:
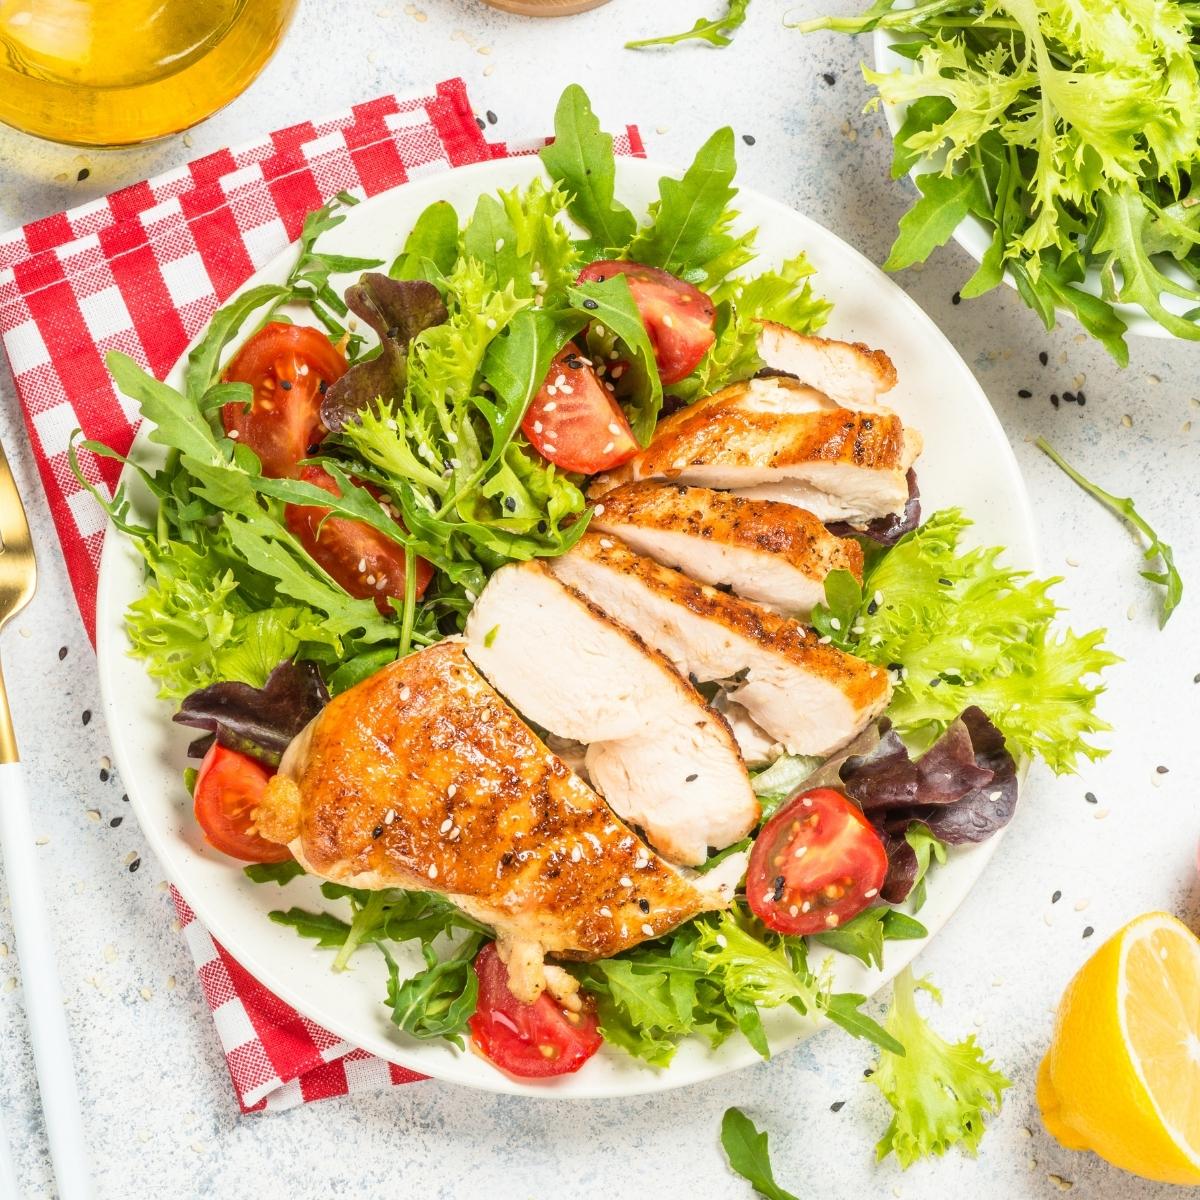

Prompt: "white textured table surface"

[0,2,1196,1197]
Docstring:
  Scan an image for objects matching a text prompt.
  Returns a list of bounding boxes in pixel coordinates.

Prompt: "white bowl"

[872,27,1191,340]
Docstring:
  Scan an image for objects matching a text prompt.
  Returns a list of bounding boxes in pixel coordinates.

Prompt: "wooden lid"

[481,0,612,14]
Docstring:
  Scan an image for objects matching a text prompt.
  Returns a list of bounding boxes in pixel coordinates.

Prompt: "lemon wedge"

[1038,911,1200,1185]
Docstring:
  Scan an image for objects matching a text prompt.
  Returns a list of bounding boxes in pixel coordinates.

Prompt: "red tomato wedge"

[746,787,888,936]
[521,347,638,474]
[468,942,603,1078]
[222,322,348,478]
[193,743,290,864]
[284,465,432,615]
[577,261,716,385]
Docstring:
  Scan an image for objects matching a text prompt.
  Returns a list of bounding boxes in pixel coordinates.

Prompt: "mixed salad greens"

[796,0,1200,360]
[88,85,1115,1165]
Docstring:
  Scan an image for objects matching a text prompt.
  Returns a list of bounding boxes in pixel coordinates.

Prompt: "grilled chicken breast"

[255,639,722,1003]
[590,376,922,524]
[463,562,759,866]
[591,480,862,617]
[757,321,897,410]
[550,533,891,757]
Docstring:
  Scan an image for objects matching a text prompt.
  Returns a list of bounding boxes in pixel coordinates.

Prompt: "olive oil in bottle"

[0,0,297,146]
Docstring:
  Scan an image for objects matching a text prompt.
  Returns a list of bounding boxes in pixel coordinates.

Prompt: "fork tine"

[0,437,34,557]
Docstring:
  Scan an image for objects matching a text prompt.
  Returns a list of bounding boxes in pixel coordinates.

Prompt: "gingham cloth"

[0,78,644,1112]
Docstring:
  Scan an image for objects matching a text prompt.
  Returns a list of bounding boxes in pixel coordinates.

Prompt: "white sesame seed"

[386,418,399,431]
[801,901,811,913]
[428,864,438,879]
[604,382,615,392]
[619,875,633,888]
[594,324,606,338]
[661,313,673,328]
[802,797,812,807]
[486,318,497,330]
[399,686,411,702]
[603,441,615,453]
[794,845,808,858]
[641,924,654,937]
[599,538,614,549]
[227,429,239,439]
[495,238,505,252]
[864,888,878,898]
[610,364,624,379]
[609,350,619,360]
[559,383,573,395]
[554,374,566,388]
[607,423,622,436]
[542,402,557,412]
[825,913,839,928]
[989,791,1002,801]
[384,809,396,825]
[376,578,387,591]
[599,906,612,917]
[533,421,543,433]
[716,933,728,948]
[439,817,454,834]
[449,826,461,841]
[672,457,687,469]
[818,635,832,644]
[830,617,842,630]
[874,590,884,607]
[593,504,605,516]
[762,891,775,904]
[365,575,376,586]
[571,845,582,862]
[546,385,558,397]
[448,784,457,798]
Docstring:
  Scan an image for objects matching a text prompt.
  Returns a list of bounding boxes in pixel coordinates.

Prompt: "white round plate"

[97,155,1038,1098]
[872,28,1188,340]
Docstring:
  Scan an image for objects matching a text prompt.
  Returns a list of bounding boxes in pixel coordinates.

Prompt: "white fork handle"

[0,762,93,1200]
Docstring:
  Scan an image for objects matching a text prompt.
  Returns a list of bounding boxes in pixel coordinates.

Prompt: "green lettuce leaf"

[872,967,1010,1167]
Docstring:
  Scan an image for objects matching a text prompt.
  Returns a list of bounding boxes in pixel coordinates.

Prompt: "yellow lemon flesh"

[1038,911,1200,1186]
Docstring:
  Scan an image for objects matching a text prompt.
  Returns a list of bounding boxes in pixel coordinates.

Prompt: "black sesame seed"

[1063,391,1076,404]
[475,116,485,131]
[1195,673,1200,684]
[951,291,961,306]
[1084,791,1097,804]
[1051,393,1060,407]
[100,768,109,783]
[504,496,517,513]
[887,661,904,672]
[58,646,68,661]
[372,825,384,838]
[1052,890,1062,904]
[866,599,879,615]
[1017,388,1032,399]
[938,577,952,586]
[772,875,785,903]
[121,793,129,803]
[830,1100,845,1113]
[1082,926,1094,939]
[318,380,328,394]
[566,356,583,370]
[279,379,293,391]
[82,710,92,725]
[742,134,756,146]
[128,857,141,873]
[386,326,399,340]
[821,72,837,85]
[77,167,90,182]
[1039,350,1049,366]
[863,1067,874,1078]
[582,299,599,311]
[1157,765,1169,774]
[930,677,941,687]
[1077,390,1086,406]
[109,816,123,828]
[638,898,650,914]
[685,773,698,783]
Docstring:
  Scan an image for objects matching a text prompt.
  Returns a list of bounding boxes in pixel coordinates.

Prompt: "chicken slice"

[255,639,721,1003]
[463,562,759,867]
[591,480,862,617]
[757,321,897,410]
[589,375,922,524]
[550,533,891,757]
[712,693,783,768]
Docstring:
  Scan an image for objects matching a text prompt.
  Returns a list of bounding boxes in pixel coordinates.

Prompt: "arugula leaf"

[884,171,981,272]
[270,906,354,949]
[540,85,637,253]
[872,967,1010,1167]
[244,860,305,885]
[626,127,754,290]
[569,275,663,443]
[719,1108,801,1200]
[390,199,460,283]
[1037,436,1183,626]
[183,284,289,403]
[628,0,751,49]
[812,906,928,970]
[855,508,1119,773]
[822,991,904,1056]
[384,934,485,1047]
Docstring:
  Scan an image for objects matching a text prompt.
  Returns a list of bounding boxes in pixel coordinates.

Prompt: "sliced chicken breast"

[463,562,759,866]
[757,321,897,410]
[712,693,782,768]
[550,533,891,757]
[256,639,722,1003]
[589,376,922,525]
[591,480,862,617]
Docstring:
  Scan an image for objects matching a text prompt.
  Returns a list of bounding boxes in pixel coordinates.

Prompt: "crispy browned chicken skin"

[256,639,722,1001]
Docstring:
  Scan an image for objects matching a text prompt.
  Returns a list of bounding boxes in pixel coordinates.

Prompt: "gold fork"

[0,436,93,1199]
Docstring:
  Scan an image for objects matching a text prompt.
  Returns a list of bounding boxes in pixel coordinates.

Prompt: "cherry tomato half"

[468,942,603,1078]
[521,347,638,475]
[222,322,348,478]
[746,787,888,936]
[284,465,433,615]
[193,743,290,864]
[577,261,716,385]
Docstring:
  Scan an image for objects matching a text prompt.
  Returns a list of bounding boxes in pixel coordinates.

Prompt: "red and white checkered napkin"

[0,78,644,1112]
